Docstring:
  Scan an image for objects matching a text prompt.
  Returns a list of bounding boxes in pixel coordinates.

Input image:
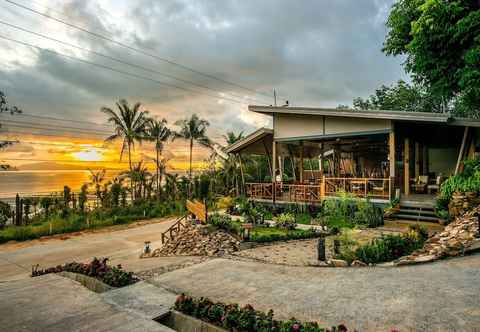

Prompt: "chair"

[372,179,387,196]
[413,175,429,193]
[427,176,442,194]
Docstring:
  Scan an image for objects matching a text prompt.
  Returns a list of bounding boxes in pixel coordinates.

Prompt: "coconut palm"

[88,169,106,207]
[145,118,172,197]
[101,99,149,200]
[223,131,245,195]
[174,114,211,195]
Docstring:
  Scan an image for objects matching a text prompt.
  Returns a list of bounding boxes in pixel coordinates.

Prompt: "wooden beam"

[404,138,410,195]
[299,141,304,183]
[272,140,277,204]
[415,142,420,177]
[455,126,469,175]
[389,131,395,178]
[422,145,428,175]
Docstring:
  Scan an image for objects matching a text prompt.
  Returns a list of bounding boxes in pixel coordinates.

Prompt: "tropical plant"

[0,91,22,169]
[274,213,296,230]
[174,114,211,195]
[102,99,149,199]
[145,118,172,198]
[88,169,106,207]
[383,0,480,116]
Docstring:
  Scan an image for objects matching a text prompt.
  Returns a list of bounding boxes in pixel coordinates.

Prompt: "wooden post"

[299,141,304,183]
[272,140,277,204]
[404,138,410,195]
[415,142,420,177]
[455,126,470,175]
[320,175,326,198]
[389,131,395,200]
[422,145,428,175]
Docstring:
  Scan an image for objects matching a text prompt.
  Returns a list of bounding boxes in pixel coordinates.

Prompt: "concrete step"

[398,208,437,216]
[391,213,440,223]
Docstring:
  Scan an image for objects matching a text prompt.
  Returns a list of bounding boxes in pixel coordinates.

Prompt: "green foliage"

[0,201,12,228]
[31,257,138,288]
[274,213,296,230]
[353,200,384,228]
[174,294,344,332]
[383,0,480,116]
[250,227,319,243]
[0,200,185,243]
[351,226,428,264]
[208,213,238,234]
[440,158,480,200]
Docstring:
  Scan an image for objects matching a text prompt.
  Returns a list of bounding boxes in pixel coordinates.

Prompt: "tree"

[88,169,106,207]
[102,99,149,199]
[383,0,480,116]
[174,114,211,195]
[1,91,22,169]
[145,118,172,198]
[352,80,443,112]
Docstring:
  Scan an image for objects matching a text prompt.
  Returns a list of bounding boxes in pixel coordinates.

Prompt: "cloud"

[0,0,407,168]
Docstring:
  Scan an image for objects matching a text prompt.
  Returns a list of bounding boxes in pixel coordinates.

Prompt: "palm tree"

[174,114,211,195]
[88,169,106,207]
[223,131,245,195]
[101,99,149,200]
[145,118,172,197]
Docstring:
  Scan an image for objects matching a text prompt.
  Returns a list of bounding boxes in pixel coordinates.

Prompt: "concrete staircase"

[392,199,441,223]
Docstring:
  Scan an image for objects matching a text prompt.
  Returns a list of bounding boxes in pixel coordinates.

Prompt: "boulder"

[328,259,349,267]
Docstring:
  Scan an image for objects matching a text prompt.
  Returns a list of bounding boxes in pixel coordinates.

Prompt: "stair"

[392,201,442,223]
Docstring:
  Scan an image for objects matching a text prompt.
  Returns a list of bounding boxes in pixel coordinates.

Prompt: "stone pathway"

[150,255,480,332]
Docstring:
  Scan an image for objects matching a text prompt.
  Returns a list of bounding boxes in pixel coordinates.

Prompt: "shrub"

[353,226,427,264]
[31,257,138,287]
[274,213,296,230]
[250,229,319,243]
[440,157,480,200]
[353,200,384,228]
[217,196,233,210]
[174,294,347,332]
[208,213,234,232]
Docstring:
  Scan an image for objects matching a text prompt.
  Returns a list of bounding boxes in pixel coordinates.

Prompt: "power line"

[0,129,108,140]
[1,140,110,149]
[4,0,276,102]
[0,20,267,105]
[0,157,152,164]
[0,35,251,106]
[8,112,111,128]
[0,119,113,135]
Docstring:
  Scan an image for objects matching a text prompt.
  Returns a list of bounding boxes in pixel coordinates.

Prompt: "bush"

[353,200,384,228]
[274,213,296,230]
[440,157,480,200]
[250,228,319,243]
[31,257,138,287]
[353,226,427,264]
[174,294,347,332]
[208,213,235,232]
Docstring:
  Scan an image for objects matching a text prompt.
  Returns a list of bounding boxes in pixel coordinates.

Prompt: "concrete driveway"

[0,217,184,281]
[150,255,480,332]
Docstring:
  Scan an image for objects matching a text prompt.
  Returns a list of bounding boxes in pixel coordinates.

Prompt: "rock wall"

[145,224,240,257]
[395,205,480,265]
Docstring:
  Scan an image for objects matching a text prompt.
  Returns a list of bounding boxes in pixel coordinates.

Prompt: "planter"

[157,310,228,332]
[58,271,115,293]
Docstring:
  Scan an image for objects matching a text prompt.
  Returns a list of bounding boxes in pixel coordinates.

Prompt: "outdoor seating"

[427,176,443,194]
[413,175,429,193]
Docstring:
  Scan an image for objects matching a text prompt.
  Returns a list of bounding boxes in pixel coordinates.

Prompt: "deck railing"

[245,177,390,202]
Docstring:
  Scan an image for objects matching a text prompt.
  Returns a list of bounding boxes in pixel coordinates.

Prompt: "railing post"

[364,178,368,198]
[321,176,325,199]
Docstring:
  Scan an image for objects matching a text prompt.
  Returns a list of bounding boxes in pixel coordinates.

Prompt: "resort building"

[226,106,480,218]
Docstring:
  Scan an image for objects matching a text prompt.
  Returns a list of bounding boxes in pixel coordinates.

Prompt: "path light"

[143,241,151,255]
[317,237,326,261]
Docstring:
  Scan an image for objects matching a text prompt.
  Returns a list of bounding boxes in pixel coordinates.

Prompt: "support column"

[299,141,304,183]
[423,145,428,175]
[389,131,395,200]
[455,126,469,175]
[404,138,410,195]
[272,140,277,204]
[415,142,420,177]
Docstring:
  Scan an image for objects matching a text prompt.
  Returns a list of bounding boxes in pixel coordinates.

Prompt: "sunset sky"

[0,0,406,171]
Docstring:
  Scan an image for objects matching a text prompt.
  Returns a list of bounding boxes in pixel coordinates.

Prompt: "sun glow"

[72,149,104,162]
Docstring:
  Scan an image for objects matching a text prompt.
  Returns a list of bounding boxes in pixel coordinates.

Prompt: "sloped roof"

[225,127,273,154]
[249,105,480,127]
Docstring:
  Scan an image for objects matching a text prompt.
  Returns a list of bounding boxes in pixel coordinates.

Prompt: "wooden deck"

[246,177,391,203]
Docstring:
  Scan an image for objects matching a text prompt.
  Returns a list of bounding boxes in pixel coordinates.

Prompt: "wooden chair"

[427,176,442,194]
[413,175,429,194]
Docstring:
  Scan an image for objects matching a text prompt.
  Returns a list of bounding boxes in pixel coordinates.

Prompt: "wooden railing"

[245,177,390,202]
[161,215,188,244]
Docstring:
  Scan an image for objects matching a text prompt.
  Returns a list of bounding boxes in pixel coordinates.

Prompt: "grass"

[0,201,185,244]
[250,226,319,243]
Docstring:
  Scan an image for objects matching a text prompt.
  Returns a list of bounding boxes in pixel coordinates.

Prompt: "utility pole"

[273,89,277,107]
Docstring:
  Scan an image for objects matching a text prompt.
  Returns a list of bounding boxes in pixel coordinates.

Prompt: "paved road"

[0,274,174,332]
[150,255,480,332]
[0,218,183,281]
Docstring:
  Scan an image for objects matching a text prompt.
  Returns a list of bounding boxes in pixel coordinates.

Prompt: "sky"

[0,0,407,171]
